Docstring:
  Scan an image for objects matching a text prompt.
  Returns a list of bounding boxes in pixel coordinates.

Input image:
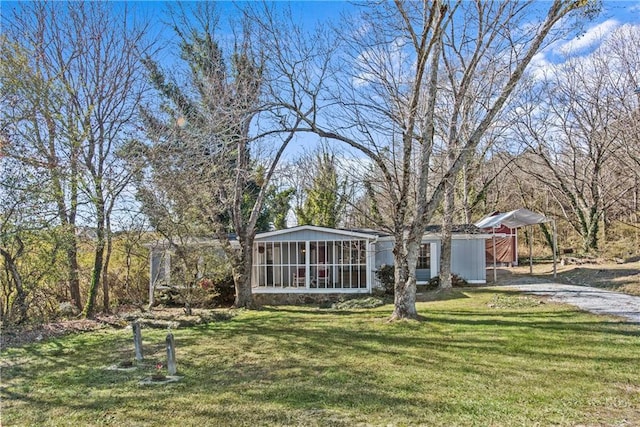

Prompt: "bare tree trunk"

[0,242,28,324]
[390,235,418,320]
[439,177,455,290]
[583,211,600,253]
[461,165,472,224]
[83,197,105,318]
[102,215,113,314]
[233,237,255,308]
[55,167,81,310]
[67,243,82,311]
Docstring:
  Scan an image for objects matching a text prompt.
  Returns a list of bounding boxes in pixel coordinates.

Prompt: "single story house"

[147,225,494,301]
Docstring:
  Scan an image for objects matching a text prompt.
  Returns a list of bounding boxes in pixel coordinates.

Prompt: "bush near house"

[427,274,468,290]
[155,274,236,309]
[374,264,395,295]
[198,274,235,307]
[377,266,470,294]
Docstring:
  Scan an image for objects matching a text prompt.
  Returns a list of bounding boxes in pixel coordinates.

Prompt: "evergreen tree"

[296,152,348,228]
[138,4,300,308]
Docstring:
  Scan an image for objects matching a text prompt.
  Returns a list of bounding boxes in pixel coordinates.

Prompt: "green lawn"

[2,289,639,426]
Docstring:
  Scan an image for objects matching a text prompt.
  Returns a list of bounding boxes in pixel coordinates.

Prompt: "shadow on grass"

[3,294,640,425]
[168,310,639,421]
[416,288,470,302]
[177,304,638,370]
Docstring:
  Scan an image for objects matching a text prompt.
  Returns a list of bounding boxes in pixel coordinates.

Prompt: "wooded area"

[1,1,638,324]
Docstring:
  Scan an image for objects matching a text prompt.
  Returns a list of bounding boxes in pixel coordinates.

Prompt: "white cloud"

[628,2,640,13]
[556,19,620,55]
[528,51,553,81]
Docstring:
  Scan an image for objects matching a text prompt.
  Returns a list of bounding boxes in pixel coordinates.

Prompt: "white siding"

[374,240,394,268]
[451,239,486,283]
[374,238,486,283]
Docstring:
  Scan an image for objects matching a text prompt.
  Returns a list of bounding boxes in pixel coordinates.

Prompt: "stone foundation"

[253,293,368,306]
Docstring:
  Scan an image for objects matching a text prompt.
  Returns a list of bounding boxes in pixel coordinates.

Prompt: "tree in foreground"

[251,0,597,319]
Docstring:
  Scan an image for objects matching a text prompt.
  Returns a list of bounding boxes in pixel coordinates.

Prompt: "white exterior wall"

[451,239,487,283]
[375,237,487,284]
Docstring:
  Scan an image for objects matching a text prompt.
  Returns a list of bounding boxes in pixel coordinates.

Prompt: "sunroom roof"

[254,225,380,240]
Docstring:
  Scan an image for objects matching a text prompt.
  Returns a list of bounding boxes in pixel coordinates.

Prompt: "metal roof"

[475,208,550,229]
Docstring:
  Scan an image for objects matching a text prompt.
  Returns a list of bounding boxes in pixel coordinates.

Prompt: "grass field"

[2,288,639,426]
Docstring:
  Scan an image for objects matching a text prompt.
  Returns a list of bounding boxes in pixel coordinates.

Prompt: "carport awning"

[475,208,558,280]
[475,208,550,229]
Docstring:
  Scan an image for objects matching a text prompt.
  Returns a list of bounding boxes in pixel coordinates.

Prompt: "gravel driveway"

[505,278,640,323]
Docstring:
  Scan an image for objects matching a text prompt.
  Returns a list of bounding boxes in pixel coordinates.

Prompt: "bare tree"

[1,2,152,317]
[71,4,151,317]
[1,13,83,310]
[608,25,640,229]
[251,1,592,319]
[513,24,639,252]
[437,20,526,287]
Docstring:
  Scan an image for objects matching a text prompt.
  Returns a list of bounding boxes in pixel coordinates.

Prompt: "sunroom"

[252,226,379,293]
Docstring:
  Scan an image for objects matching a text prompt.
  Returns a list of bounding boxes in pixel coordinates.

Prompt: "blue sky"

[543,1,640,60]
[4,0,637,69]
[3,0,637,46]
[2,0,638,158]
[123,1,639,35]
[113,1,639,84]
[521,1,639,84]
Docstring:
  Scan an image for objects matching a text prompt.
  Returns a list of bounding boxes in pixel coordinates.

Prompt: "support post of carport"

[475,209,554,283]
[552,219,558,278]
[492,227,497,283]
[529,226,533,275]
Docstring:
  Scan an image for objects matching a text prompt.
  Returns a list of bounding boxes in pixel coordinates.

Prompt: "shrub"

[157,287,182,306]
[198,274,235,307]
[331,297,385,310]
[427,274,468,289]
[375,265,395,296]
[155,274,235,310]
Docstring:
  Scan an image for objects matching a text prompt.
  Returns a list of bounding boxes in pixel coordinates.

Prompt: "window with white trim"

[417,243,430,269]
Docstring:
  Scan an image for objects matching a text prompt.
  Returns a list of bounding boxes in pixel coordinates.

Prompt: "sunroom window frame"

[252,237,370,290]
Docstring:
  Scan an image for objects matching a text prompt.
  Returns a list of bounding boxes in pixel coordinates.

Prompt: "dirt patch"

[1,307,234,350]
[487,294,545,309]
[494,261,640,296]
[1,317,114,349]
[121,307,236,328]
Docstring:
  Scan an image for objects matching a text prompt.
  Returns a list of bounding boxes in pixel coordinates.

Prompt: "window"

[417,243,430,269]
[253,238,368,289]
